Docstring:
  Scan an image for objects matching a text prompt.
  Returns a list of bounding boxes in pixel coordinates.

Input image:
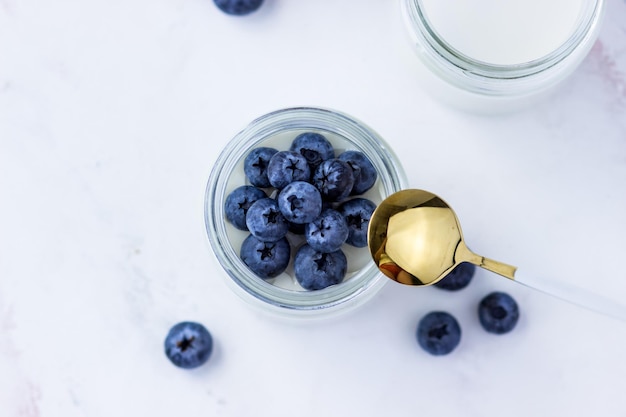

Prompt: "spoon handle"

[514,269,626,322]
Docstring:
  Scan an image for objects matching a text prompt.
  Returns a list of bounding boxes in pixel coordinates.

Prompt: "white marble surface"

[2,1,626,416]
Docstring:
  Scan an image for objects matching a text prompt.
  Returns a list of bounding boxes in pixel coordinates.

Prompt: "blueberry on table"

[267,151,311,189]
[244,147,278,188]
[294,244,347,290]
[338,198,376,247]
[416,311,461,356]
[277,181,322,224]
[245,198,289,242]
[224,185,267,230]
[290,132,335,169]
[337,150,377,195]
[312,159,355,202]
[240,234,291,279]
[478,292,520,334]
[305,209,349,253]
[164,322,213,369]
[434,262,476,291]
[213,0,264,16]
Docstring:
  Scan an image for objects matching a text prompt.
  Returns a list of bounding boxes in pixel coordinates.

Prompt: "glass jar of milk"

[401,0,606,113]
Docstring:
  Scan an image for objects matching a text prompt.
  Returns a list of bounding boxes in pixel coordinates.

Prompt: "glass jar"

[400,0,606,113]
[204,107,408,319]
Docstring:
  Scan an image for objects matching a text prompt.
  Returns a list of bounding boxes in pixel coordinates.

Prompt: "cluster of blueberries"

[419,263,520,355]
[225,132,378,290]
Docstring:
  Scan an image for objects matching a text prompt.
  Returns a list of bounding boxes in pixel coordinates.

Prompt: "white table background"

[2,1,626,416]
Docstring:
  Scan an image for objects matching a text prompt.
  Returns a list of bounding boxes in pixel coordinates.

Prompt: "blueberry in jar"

[224,185,267,230]
[338,197,376,247]
[277,181,322,224]
[312,159,355,202]
[294,244,347,290]
[337,150,377,195]
[240,234,291,279]
[305,209,349,253]
[244,147,278,188]
[290,132,335,170]
[245,198,289,242]
[267,151,311,189]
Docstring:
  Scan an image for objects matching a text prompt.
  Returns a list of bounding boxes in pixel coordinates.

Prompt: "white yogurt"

[419,0,585,65]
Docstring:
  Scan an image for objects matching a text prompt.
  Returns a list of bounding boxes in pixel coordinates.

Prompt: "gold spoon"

[368,189,626,321]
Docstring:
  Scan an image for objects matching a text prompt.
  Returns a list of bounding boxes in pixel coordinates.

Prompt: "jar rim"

[204,107,408,317]
[401,0,605,95]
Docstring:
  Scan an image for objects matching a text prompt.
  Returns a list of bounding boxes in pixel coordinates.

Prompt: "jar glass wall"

[205,107,408,318]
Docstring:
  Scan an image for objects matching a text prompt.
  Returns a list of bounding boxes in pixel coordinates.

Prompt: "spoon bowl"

[368,189,516,286]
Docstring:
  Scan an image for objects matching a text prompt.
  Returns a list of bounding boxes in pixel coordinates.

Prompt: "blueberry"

[240,234,291,279]
[245,198,289,242]
[267,151,311,189]
[416,311,461,356]
[305,209,349,253]
[294,244,347,290]
[434,262,476,291]
[312,159,355,202]
[213,0,264,15]
[277,181,322,224]
[164,321,213,369]
[244,147,278,188]
[337,151,377,195]
[478,292,520,334]
[224,185,267,230]
[290,132,335,169]
[338,198,376,247]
